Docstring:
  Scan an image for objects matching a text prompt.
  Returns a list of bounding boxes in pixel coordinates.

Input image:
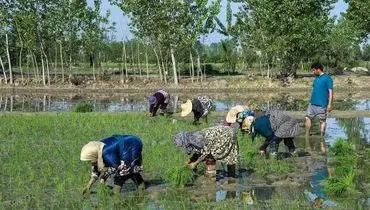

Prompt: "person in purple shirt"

[148,89,170,117]
[305,63,334,151]
[80,135,144,195]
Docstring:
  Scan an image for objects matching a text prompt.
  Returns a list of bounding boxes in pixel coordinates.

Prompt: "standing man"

[305,63,334,150]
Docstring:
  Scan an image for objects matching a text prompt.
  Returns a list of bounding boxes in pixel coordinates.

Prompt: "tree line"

[1,0,369,86]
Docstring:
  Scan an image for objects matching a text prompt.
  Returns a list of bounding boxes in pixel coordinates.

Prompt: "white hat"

[180,100,192,117]
[226,105,246,123]
[80,141,105,170]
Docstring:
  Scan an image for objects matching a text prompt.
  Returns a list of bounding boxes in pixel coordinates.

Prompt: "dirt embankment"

[1,74,370,93]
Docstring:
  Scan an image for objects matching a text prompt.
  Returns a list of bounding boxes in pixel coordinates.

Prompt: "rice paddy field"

[1,111,369,209]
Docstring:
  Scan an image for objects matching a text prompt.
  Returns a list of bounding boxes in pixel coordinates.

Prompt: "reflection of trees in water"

[336,118,366,146]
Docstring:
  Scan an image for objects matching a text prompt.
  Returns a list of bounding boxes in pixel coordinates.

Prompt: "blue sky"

[87,0,348,43]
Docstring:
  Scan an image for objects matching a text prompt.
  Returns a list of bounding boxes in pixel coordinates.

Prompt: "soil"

[2,74,370,93]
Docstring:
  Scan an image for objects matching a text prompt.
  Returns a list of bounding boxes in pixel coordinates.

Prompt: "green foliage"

[328,138,358,164]
[165,166,195,187]
[74,102,94,113]
[324,171,356,196]
[324,138,359,197]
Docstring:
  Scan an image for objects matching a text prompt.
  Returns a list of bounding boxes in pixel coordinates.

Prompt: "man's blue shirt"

[310,73,333,108]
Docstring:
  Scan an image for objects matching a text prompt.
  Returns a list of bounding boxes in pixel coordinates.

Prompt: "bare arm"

[188,153,208,169]
[327,89,333,112]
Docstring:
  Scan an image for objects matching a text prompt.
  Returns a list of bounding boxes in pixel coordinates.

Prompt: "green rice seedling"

[165,166,195,187]
[74,102,94,112]
[328,138,357,159]
[324,171,357,197]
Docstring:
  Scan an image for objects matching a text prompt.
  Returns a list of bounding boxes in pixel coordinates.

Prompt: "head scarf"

[148,96,157,105]
[80,141,105,171]
[174,131,205,154]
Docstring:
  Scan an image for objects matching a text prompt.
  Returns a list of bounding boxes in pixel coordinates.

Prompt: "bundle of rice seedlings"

[165,166,194,187]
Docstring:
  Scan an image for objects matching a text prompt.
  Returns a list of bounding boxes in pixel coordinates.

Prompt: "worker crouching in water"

[80,134,145,195]
[243,110,302,158]
[180,96,213,125]
[174,126,238,181]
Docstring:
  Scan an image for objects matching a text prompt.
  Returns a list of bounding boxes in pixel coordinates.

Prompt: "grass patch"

[74,102,94,113]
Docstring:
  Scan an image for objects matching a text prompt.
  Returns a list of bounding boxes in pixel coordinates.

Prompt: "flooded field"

[0,91,369,209]
[0,92,369,112]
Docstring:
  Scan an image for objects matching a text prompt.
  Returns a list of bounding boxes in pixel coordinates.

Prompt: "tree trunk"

[42,48,50,86]
[33,53,40,83]
[69,54,72,76]
[196,48,202,83]
[19,46,24,82]
[93,59,96,81]
[131,41,135,76]
[159,49,167,83]
[123,41,128,80]
[26,52,30,82]
[6,34,12,84]
[137,42,141,78]
[59,42,64,83]
[189,50,194,83]
[153,48,163,81]
[54,45,57,80]
[145,46,149,80]
[41,51,46,86]
[170,48,178,85]
[0,56,7,84]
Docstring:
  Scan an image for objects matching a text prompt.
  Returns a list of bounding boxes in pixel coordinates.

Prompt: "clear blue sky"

[87,0,348,44]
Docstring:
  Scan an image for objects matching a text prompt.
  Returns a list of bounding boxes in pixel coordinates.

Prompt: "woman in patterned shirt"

[174,126,238,179]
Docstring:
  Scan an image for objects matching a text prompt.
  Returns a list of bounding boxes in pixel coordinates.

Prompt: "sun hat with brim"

[226,105,246,123]
[180,100,192,117]
[80,141,105,171]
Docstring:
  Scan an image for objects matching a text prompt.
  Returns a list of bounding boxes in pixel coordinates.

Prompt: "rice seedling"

[324,138,360,197]
[165,166,195,187]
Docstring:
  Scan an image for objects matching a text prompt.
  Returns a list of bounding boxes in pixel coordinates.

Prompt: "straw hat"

[80,141,105,171]
[226,105,246,123]
[180,100,192,117]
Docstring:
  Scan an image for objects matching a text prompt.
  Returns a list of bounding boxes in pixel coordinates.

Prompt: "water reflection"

[0,93,368,112]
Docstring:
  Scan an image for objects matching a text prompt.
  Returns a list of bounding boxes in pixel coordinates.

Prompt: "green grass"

[0,112,367,209]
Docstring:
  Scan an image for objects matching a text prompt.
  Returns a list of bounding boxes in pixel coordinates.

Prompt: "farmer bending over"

[174,126,238,181]
[243,110,302,158]
[148,89,170,117]
[180,96,213,125]
[80,134,144,195]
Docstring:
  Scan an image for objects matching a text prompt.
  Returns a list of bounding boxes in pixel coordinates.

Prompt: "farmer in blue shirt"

[305,63,334,146]
[243,110,302,158]
[80,135,144,195]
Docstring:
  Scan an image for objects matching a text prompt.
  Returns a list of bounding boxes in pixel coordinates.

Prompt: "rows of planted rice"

[1,112,367,209]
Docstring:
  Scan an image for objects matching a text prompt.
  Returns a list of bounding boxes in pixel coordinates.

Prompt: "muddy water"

[0,93,369,112]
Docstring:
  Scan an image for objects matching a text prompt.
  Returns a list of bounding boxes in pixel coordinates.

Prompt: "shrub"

[74,102,94,113]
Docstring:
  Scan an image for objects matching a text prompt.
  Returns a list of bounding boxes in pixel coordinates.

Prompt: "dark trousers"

[114,173,144,186]
[260,137,295,153]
